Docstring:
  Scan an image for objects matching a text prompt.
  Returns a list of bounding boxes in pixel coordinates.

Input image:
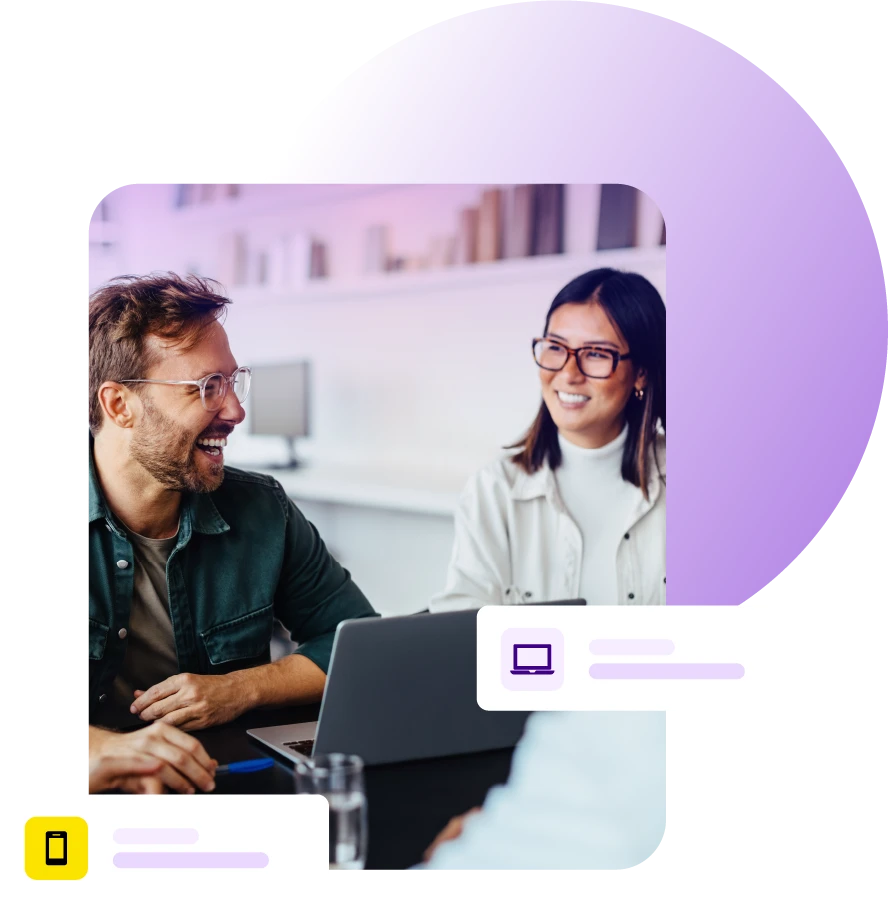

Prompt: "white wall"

[222,249,665,475]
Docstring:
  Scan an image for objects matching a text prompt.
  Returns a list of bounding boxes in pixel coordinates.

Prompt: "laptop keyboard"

[282,739,315,756]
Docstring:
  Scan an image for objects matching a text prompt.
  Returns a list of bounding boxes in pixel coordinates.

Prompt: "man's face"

[129,321,246,492]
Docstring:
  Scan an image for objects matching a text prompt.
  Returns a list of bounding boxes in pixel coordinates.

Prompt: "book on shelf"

[309,239,328,279]
[175,183,199,208]
[596,184,639,251]
[428,235,456,268]
[476,188,503,263]
[364,225,389,274]
[254,250,269,285]
[504,185,534,259]
[564,184,602,254]
[286,234,313,286]
[217,232,249,287]
[531,184,564,256]
[174,184,189,208]
[635,190,665,248]
[455,207,479,265]
[199,184,216,204]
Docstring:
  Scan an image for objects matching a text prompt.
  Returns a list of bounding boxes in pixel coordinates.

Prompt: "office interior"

[90,184,666,618]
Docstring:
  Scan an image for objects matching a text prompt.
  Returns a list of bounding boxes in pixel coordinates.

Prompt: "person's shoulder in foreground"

[426,710,666,869]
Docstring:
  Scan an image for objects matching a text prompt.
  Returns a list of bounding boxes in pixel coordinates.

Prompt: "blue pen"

[215,758,275,775]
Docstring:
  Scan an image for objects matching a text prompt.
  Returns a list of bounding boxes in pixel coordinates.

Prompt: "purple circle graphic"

[288,2,887,604]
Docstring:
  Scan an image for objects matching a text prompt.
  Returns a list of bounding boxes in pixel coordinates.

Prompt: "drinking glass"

[294,754,367,869]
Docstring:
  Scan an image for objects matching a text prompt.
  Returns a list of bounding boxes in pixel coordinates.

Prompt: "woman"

[431,267,665,610]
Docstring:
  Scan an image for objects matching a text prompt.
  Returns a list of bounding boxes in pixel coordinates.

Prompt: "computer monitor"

[248,361,311,468]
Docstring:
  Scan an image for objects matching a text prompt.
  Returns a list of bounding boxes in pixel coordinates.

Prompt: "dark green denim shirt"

[88,442,377,722]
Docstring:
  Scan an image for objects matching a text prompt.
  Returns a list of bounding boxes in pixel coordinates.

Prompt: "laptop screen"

[514,644,551,668]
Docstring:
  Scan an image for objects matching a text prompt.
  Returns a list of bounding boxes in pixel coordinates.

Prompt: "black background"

[86,0,885,880]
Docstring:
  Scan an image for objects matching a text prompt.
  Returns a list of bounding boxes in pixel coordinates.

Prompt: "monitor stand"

[262,436,303,470]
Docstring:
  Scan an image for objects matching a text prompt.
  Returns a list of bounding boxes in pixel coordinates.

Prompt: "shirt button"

[116,559,129,569]
[98,694,107,703]
[524,591,533,599]
[624,533,630,540]
[118,628,128,639]
[628,592,635,600]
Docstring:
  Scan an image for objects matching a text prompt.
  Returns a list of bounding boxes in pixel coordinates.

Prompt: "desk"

[262,464,465,517]
[197,706,515,870]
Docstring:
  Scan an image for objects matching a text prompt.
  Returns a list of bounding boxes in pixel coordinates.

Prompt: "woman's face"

[539,301,643,448]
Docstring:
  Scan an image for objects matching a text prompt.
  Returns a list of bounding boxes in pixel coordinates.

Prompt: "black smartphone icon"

[45,831,67,866]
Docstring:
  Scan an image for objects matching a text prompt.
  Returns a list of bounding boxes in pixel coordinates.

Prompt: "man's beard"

[129,398,225,493]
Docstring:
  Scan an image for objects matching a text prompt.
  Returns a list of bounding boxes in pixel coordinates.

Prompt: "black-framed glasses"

[120,366,252,412]
[532,338,631,379]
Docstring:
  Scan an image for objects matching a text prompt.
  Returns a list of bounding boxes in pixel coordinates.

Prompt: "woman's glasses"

[532,338,630,379]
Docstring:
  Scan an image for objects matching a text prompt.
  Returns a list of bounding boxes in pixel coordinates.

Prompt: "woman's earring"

[634,387,645,400]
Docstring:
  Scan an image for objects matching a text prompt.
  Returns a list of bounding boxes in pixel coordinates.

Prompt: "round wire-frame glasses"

[120,366,252,412]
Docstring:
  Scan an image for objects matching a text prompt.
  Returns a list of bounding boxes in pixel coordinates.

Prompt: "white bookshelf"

[229,245,666,306]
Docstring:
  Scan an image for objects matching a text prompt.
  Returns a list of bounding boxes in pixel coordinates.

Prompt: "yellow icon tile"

[24,817,88,880]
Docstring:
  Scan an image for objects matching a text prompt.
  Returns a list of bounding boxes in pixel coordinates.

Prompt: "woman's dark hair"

[508,268,665,497]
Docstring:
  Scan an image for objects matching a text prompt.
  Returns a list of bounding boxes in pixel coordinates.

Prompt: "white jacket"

[426,710,666,869]
[431,437,665,610]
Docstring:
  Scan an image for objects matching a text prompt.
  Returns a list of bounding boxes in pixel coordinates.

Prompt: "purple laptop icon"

[510,643,555,675]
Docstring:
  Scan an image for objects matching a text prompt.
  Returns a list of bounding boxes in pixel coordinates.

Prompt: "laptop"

[510,643,555,675]
[248,599,585,766]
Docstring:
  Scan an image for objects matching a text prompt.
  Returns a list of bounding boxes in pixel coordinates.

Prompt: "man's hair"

[89,272,231,435]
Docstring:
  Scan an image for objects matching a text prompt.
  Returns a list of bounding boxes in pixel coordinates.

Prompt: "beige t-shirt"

[110,529,180,715]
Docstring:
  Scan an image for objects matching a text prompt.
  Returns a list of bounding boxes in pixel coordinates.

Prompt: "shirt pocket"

[86,616,110,709]
[89,618,109,661]
[200,604,274,668]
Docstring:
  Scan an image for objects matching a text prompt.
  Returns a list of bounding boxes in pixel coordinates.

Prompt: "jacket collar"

[89,435,229,536]
[509,436,665,511]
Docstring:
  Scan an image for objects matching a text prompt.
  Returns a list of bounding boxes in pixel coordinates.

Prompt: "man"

[423,711,666,869]
[89,722,218,795]
[89,272,377,790]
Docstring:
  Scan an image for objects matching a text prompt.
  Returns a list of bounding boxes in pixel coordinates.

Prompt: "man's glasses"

[532,338,631,379]
[120,366,252,412]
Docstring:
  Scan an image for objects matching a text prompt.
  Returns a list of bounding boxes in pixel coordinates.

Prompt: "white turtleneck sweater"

[554,425,642,606]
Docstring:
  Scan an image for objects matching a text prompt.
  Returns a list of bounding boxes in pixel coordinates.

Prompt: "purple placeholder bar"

[113,852,269,868]
[589,663,745,679]
[113,829,199,845]
[589,639,675,655]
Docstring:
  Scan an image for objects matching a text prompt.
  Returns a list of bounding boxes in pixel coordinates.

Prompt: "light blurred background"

[90,184,665,616]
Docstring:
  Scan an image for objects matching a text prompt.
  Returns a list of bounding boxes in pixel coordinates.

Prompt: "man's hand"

[422,807,482,862]
[89,751,165,794]
[89,722,217,794]
[130,672,251,731]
